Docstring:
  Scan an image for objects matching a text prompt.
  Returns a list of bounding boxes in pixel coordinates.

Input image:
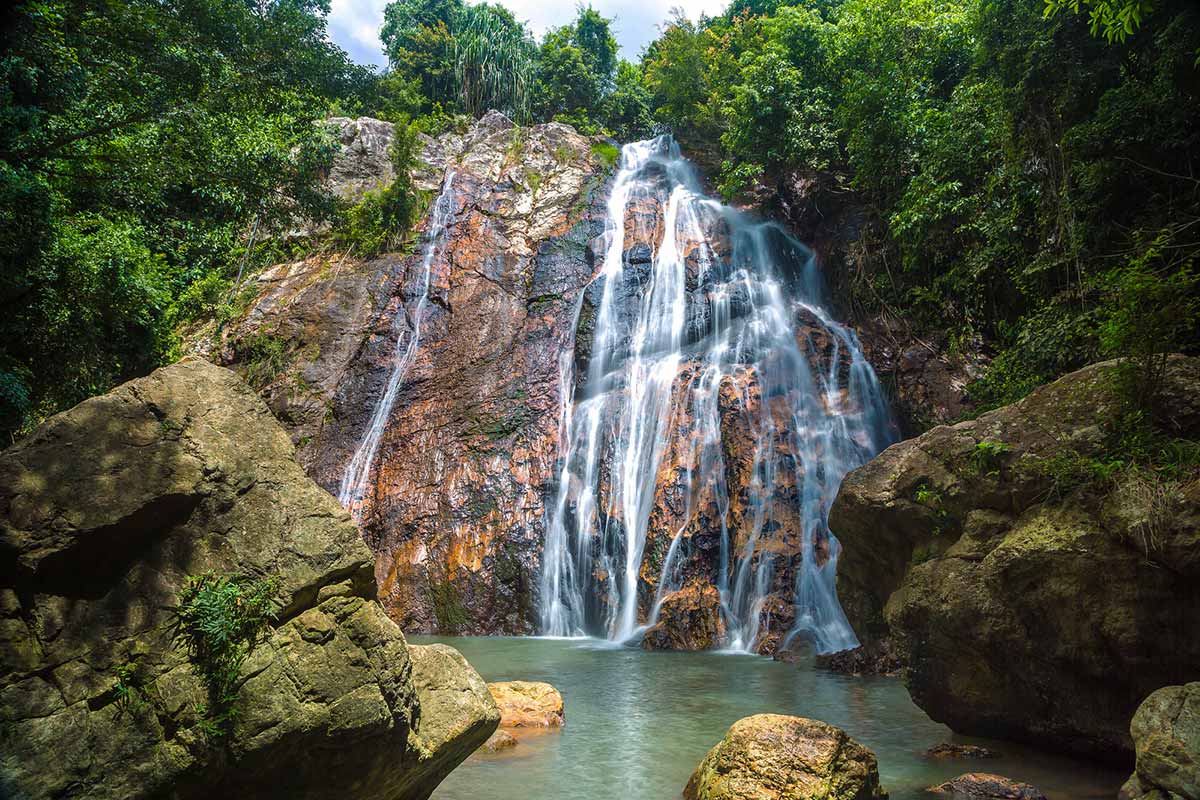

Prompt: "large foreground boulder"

[830,357,1200,759]
[0,360,498,799]
[683,714,886,800]
[1121,682,1200,800]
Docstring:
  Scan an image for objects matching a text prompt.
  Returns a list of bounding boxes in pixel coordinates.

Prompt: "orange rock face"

[487,681,565,728]
[223,113,614,634]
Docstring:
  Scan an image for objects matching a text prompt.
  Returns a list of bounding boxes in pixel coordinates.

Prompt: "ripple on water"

[413,636,1125,800]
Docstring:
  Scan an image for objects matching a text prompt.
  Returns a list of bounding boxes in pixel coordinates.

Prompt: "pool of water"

[412,636,1125,800]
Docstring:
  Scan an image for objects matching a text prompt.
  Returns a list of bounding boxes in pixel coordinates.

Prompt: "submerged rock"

[487,681,565,728]
[478,729,518,753]
[683,714,886,800]
[831,357,1200,759]
[923,743,1000,760]
[814,640,902,677]
[1121,682,1200,800]
[927,774,1046,800]
[0,360,497,799]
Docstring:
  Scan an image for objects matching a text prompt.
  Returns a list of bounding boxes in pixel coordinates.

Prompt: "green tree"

[1,0,363,440]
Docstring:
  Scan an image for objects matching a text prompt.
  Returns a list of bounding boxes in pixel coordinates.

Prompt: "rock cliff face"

[0,360,497,799]
[220,113,614,634]
[830,357,1200,760]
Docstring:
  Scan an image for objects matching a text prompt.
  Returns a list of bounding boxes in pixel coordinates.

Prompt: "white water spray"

[539,138,893,653]
[338,173,457,518]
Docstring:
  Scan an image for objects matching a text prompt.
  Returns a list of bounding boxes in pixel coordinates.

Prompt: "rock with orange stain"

[220,112,616,635]
[487,681,565,728]
[642,583,727,651]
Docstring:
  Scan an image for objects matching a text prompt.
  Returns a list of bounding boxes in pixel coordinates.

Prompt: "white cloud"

[326,0,731,69]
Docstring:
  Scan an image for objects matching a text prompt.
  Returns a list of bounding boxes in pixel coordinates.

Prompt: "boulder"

[830,357,1200,759]
[0,360,497,799]
[1121,682,1200,800]
[927,774,1046,800]
[487,681,564,728]
[642,584,727,651]
[683,714,886,800]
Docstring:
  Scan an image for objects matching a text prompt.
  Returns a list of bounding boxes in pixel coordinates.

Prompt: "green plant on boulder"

[111,661,147,713]
[169,572,280,739]
[971,440,1012,476]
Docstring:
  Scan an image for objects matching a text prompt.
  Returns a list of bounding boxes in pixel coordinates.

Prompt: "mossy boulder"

[1121,682,1200,800]
[830,357,1200,760]
[0,359,497,799]
[683,714,886,800]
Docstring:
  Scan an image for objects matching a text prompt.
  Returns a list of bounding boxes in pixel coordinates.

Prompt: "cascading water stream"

[338,172,456,519]
[539,137,894,653]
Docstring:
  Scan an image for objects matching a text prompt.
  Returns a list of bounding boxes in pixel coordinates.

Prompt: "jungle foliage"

[633,0,1199,414]
[0,0,372,440]
[3,0,1197,444]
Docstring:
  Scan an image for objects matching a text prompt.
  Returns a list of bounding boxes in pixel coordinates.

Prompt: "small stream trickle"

[539,137,894,652]
[338,172,457,519]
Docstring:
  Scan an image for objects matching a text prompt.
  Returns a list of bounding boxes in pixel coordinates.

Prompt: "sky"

[327,0,731,69]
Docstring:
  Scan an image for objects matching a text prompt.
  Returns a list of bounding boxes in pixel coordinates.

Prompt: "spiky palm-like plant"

[453,3,536,122]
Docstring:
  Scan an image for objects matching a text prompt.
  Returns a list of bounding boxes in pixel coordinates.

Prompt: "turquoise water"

[412,636,1125,800]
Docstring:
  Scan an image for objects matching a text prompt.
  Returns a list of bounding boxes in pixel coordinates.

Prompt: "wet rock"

[831,357,1200,760]
[927,774,1046,800]
[1122,682,1200,800]
[684,714,886,800]
[221,114,616,634]
[488,681,565,728]
[0,360,496,800]
[924,743,1000,760]
[642,584,727,651]
[815,640,902,677]
[478,728,518,753]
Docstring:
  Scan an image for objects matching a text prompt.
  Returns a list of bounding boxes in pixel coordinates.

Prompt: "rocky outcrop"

[642,583,727,651]
[830,357,1200,759]
[928,774,1046,800]
[683,714,886,800]
[487,681,564,728]
[220,112,616,634]
[1121,682,1200,800]
[0,360,497,800]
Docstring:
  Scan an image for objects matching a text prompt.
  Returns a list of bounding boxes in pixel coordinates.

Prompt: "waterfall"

[539,137,894,653]
[338,172,457,519]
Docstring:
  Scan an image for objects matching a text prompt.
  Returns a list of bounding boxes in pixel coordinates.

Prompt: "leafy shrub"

[169,572,280,738]
[333,118,422,257]
[237,334,289,390]
[590,141,620,169]
[1099,232,1199,412]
